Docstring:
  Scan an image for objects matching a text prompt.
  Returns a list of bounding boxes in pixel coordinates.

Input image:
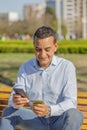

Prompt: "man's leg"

[50,108,83,130]
[0,107,18,130]
[62,108,83,130]
[0,107,48,130]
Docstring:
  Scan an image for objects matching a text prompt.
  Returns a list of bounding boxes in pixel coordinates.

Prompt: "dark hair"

[33,26,58,43]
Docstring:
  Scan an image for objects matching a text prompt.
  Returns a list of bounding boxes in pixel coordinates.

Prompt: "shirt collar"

[51,55,58,66]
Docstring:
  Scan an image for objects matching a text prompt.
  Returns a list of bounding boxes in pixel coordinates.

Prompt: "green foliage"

[45,6,57,31]
[0,19,45,36]
[0,40,34,53]
[51,20,58,32]
[61,23,67,37]
[57,40,87,54]
[0,40,87,54]
[45,6,56,19]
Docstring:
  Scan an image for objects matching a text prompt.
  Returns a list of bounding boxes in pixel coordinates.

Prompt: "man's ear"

[54,43,58,52]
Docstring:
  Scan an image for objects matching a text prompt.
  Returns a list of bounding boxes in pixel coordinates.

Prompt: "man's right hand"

[13,94,29,108]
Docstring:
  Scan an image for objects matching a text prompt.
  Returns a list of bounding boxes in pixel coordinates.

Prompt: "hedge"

[0,40,87,54]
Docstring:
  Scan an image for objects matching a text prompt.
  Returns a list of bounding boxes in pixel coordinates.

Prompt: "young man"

[0,26,83,130]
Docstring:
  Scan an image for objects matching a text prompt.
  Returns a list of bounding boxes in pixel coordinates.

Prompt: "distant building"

[63,0,87,39]
[63,0,77,37]
[8,12,19,22]
[0,12,19,22]
[23,4,45,20]
[56,0,87,39]
[35,4,44,19]
[82,0,87,39]
[23,5,34,20]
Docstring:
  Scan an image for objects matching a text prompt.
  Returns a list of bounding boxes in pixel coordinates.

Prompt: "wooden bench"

[0,87,87,130]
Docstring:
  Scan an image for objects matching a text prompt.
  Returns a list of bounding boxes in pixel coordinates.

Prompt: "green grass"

[0,53,35,83]
[0,53,87,91]
[59,54,87,91]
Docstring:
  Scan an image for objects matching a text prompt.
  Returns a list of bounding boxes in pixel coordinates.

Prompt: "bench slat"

[77,98,87,104]
[78,106,87,111]
[0,87,12,92]
[0,99,8,104]
[0,93,11,98]
[84,119,87,124]
[0,105,8,111]
[78,92,87,98]
[81,124,87,130]
[81,112,87,118]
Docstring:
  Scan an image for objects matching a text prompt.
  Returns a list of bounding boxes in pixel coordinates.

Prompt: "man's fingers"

[32,104,48,117]
[13,94,29,108]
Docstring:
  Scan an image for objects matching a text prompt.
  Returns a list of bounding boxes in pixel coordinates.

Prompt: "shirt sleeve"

[8,64,26,108]
[50,62,77,116]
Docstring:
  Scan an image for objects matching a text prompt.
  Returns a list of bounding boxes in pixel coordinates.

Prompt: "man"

[0,26,83,130]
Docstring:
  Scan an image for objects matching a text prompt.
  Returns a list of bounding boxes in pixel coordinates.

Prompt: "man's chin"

[39,62,50,68]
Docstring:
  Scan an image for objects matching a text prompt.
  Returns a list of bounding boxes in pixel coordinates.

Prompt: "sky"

[0,0,45,18]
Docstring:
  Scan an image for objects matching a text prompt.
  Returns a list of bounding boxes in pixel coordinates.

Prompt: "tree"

[61,23,67,37]
[44,6,57,31]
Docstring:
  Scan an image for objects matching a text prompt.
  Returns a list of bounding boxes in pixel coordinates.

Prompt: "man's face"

[34,36,58,69]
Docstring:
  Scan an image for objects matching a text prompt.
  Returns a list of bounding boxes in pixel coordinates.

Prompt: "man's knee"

[65,108,83,124]
[2,107,17,117]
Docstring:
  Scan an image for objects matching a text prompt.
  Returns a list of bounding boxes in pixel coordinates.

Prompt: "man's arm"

[50,62,77,116]
[8,64,28,108]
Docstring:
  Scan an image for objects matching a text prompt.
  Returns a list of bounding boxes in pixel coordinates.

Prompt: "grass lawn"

[0,53,87,91]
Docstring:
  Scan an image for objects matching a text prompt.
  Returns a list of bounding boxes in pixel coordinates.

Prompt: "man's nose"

[40,50,46,57]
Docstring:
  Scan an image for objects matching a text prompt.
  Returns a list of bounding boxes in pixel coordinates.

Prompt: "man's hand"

[32,103,49,117]
[13,94,29,108]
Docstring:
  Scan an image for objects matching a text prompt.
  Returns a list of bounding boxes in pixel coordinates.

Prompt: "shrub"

[0,40,87,54]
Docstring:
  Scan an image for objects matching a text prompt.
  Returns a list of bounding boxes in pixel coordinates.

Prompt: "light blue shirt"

[9,55,77,116]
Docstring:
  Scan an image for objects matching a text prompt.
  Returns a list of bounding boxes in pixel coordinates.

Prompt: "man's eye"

[45,48,50,52]
[35,48,41,52]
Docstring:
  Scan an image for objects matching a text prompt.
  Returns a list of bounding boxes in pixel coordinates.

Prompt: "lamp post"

[82,0,87,39]
[56,0,62,39]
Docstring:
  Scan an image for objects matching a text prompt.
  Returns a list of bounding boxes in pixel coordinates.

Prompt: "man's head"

[33,26,57,43]
[33,26,58,69]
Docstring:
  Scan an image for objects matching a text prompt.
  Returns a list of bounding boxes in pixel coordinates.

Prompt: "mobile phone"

[13,88,29,99]
[31,100,44,104]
